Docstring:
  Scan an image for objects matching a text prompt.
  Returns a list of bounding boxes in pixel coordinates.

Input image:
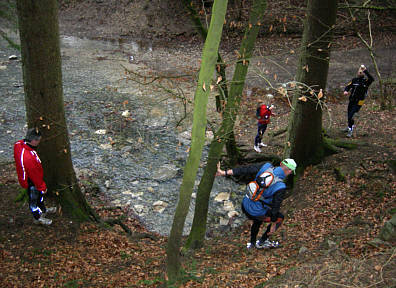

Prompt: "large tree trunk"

[16,0,97,221]
[284,0,338,168]
[166,0,228,283]
[185,0,268,250]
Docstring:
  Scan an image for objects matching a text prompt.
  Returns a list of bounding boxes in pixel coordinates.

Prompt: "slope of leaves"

[1,100,395,287]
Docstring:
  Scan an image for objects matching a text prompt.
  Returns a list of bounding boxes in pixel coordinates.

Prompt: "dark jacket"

[232,163,286,221]
[344,70,374,105]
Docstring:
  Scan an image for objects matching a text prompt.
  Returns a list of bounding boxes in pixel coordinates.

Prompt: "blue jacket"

[232,163,286,220]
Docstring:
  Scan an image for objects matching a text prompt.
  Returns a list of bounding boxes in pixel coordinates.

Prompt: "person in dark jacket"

[216,159,297,249]
[343,65,374,137]
[14,128,56,225]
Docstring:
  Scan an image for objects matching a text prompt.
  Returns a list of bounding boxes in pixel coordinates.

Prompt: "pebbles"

[0,35,245,237]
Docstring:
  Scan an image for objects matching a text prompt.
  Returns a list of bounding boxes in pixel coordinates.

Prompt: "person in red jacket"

[14,128,56,225]
[254,104,275,153]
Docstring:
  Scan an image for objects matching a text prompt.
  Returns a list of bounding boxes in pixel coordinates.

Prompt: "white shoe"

[254,145,261,153]
[43,207,57,217]
[45,207,57,214]
[346,128,353,138]
[246,242,254,249]
[259,142,267,147]
[34,217,52,225]
[255,239,280,249]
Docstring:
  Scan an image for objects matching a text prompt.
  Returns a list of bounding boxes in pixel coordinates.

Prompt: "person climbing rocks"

[216,159,297,249]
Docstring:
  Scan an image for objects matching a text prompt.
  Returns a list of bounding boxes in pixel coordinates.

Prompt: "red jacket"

[13,140,47,192]
[257,105,273,124]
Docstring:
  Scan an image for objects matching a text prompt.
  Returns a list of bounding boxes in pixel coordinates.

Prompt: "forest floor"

[1,0,396,287]
[1,101,395,288]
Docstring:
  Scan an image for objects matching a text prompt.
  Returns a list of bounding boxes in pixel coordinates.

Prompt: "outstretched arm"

[364,69,374,86]
[215,162,263,177]
[215,162,233,176]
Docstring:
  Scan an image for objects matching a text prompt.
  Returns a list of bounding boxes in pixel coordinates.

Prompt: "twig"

[364,248,396,288]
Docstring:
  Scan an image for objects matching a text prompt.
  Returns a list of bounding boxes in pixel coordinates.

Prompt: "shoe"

[254,145,261,153]
[341,127,349,132]
[34,217,52,225]
[246,242,254,249]
[255,239,280,249]
[346,129,353,138]
[43,207,57,216]
[259,143,267,147]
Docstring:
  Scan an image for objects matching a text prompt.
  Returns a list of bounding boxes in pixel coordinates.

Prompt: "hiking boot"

[43,207,57,216]
[34,217,52,225]
[246,242,254,249]
[254,145,261,153]
[255,239,280,249]
[258,142,267,147]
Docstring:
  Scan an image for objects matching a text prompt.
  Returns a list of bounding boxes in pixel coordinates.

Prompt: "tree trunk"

[284,0,338,169]
[185,0,267,250]
[166,0,228,283]
[16,0,97,221]
[182,0,241,162]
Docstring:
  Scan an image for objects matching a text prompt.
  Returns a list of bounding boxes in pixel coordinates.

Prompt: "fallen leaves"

[298,96,307,102]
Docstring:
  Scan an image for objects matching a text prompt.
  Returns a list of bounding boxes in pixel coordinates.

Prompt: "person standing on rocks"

[13,128,56,225]
[343,64,374,137]
[216,159,297,249]
[254,104,275,153]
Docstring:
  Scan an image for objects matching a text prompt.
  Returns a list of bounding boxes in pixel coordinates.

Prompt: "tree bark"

[284,0,338,169]
[166,0,228,283]
[185,0,268,250]
[182,0,241,162]
[16,0,97,221]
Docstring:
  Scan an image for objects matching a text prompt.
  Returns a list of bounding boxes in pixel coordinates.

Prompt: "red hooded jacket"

[13,140,47,192]
[257,104,273,125]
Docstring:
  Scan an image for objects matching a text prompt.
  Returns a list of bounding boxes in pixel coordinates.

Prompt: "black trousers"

[28,186,47,220]
[241,203,284,244]
[347,102,362,128]
[254,123,267,146]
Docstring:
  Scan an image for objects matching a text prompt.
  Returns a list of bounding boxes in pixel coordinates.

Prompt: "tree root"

[268,128,287,138]
[103,218,157,241]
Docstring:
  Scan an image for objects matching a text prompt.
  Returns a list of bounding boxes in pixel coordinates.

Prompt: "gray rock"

[327,239,337,249]
[299,246,308,255]
[379,215,396,242]
[152,164,179,181]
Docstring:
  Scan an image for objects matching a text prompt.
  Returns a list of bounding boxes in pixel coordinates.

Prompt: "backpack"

[246,165,282,202]
[256,104,268,119]
[256,104,271,124]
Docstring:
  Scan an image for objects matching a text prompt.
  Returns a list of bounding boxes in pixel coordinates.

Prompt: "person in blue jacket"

[216,159,297,249]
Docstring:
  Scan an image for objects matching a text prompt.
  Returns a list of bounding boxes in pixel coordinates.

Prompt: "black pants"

[347,102,362,128]
[241,203,284,244]
[254,123,267,146]
[28,186,47,220]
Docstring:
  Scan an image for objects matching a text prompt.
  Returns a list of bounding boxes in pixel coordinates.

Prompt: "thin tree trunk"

[182,0,241,162]
[185,0,268,250]
[166,0,228,283]
[284,0,338,169]
[16,0,98,221]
